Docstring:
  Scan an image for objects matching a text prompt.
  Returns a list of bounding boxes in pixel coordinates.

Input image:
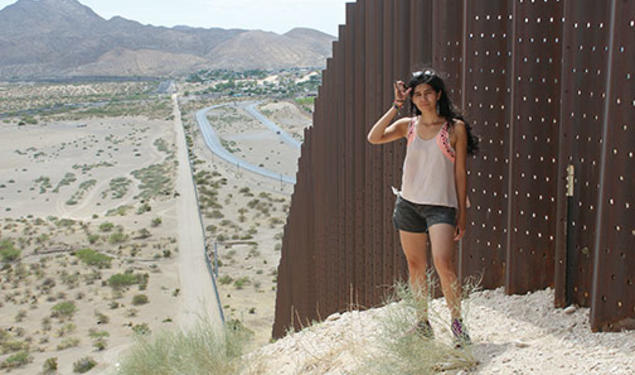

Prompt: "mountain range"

[0,0,336,79]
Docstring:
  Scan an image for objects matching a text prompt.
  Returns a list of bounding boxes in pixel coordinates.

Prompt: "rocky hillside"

[0,0,335,79]
[206,29,333,71]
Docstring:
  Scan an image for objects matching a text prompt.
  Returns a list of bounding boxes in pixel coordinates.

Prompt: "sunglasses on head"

[411,69,436,79]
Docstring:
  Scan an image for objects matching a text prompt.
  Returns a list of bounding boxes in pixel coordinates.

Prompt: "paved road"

[240,101,302,149]
[195,102,298,184]
[173,94,224,332]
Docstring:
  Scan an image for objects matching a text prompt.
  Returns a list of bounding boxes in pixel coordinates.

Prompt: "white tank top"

[399,117,458,208]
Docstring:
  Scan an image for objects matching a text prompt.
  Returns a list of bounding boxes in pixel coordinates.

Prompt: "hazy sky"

[0,0,350,36]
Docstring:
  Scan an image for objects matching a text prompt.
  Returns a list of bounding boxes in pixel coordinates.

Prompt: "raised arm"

[367,80,412,144]
[367,109,410,144]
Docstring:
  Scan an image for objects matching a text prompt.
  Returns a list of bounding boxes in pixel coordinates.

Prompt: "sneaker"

[414,319,435,339]
[403,319,434,339]
[451,318,472,347]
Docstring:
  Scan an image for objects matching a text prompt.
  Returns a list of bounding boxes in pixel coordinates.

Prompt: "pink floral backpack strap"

[436,122,456,162]
[406,117,416,147]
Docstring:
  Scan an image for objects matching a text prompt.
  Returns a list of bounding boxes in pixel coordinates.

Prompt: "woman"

[367,68,479,346]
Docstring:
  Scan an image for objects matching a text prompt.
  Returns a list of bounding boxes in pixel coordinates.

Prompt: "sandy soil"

[247,288,634,374]
[257,100,312,142]
[0,111,181,374]
[0,117,173,219]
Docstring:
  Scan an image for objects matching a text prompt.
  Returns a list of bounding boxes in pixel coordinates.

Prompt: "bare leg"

[428,223,461,320]
[399,230,430,320]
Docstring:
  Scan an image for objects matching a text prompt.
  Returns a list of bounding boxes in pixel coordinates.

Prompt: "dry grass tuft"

[356,277,481,375]
[116,318,251,375]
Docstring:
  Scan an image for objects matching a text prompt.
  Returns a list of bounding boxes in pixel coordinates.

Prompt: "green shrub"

[132,294,149,306]
[151,217,162,227]
[56,337,80,350]
[233,277,250,290]
[15,309,27,322]
[131,162,174,200]
[132,323,151,336]
[0,351,32,369]
[56,323,76,337]
[88,329,110,339]
[1,337,29,353]
[99,222,114,232]
[93,338,107,351]
[73,357,96,373]
[108,231,128,244]
[87,233,100,244]
[51,301,77,320]
[136,202,151,214]
[56,218,76,227]
[105,177,132,199]
[0,239,21,262]
[43,357,58,372]
[19,115,37,125]
[105,205,132,216]
[95,311,110,324]
[218,275,233,285]
[74,248,112,268]
[137,228,151,239]
[208,210,224,219]
[108,272,147,290]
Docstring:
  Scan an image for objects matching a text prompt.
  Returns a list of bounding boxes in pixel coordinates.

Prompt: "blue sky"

[0,0,350,36]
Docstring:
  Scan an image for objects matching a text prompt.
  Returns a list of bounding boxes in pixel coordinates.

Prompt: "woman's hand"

[393,80,411,108]
[454,211,466,241]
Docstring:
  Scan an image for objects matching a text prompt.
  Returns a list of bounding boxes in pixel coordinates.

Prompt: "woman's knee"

[405,255,427,271]
[433,255,455,275]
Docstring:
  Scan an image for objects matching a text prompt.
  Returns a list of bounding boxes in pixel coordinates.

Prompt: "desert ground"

[0,79,183,374]
[0,80,310,373]
[246,287,634,375]
[179,96,310,348]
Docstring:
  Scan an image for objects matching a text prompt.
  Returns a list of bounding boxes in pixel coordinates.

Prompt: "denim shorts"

[392,195,457,233]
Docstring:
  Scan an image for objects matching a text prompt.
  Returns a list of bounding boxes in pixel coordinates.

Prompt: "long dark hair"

[407,68,479,155]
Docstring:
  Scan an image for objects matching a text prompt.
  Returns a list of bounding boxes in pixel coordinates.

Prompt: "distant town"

[184,68,320,103]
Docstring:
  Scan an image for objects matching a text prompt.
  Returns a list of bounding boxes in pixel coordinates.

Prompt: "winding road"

[240,101,302,149]
[195,101,299,184]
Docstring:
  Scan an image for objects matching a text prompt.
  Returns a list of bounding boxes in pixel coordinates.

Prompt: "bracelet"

[393,101,403,110]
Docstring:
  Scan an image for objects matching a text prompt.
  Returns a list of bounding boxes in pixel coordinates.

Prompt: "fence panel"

[590,0,634,332]
[458,0,512,289]
[504,0,563,294]
[272,0,633,338]
[554,0,612,308]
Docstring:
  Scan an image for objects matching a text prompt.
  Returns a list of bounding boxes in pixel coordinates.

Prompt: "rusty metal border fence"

[273,0,633,338]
